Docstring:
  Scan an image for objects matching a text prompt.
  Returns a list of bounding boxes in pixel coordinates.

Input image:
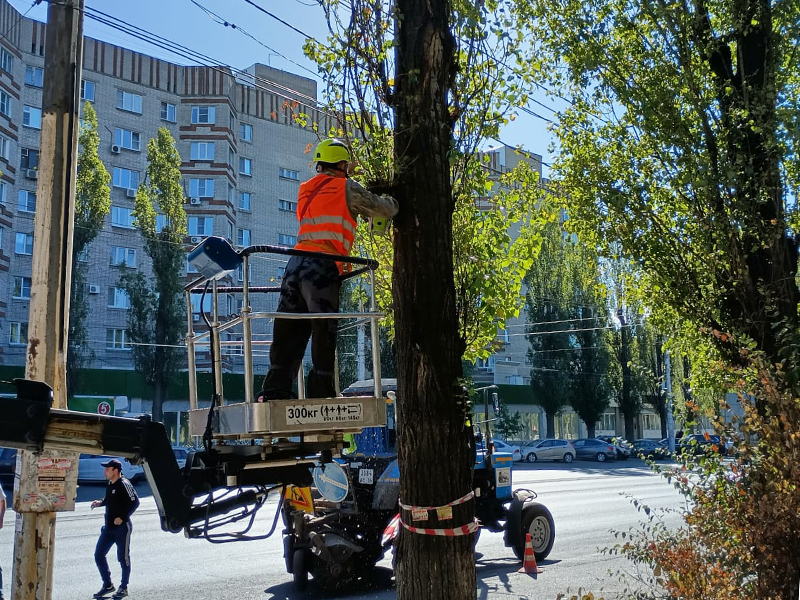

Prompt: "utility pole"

[12,2,84,599]
[665,351,675,453]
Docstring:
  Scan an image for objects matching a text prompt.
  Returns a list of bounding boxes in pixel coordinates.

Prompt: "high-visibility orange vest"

[294,174,357,261]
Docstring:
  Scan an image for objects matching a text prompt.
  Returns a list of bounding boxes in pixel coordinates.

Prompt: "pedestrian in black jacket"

[91,459,139,599]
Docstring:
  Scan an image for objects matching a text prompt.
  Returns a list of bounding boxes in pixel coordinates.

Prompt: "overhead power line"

[240,0,315,40]
[83,6,335,118]
[188,0,318,78]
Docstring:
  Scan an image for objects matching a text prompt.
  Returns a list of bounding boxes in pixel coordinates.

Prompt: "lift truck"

[0,238,554,591]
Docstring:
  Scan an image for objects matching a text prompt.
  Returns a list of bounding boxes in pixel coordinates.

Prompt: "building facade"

[0,2,334,378]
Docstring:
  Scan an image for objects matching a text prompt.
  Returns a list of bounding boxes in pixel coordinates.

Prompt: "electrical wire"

[239,0,315,40]
[187,0,319,78]
[82,6,335,119]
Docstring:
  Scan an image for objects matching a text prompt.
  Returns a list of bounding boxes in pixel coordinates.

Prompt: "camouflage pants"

[261,256,340,399]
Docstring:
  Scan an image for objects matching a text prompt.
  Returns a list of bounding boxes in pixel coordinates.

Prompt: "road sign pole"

[12,1,84,599]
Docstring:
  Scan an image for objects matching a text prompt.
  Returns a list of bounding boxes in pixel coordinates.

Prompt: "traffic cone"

[517,533,543,575]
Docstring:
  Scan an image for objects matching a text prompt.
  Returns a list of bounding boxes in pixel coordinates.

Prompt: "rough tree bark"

[391,0,477,598]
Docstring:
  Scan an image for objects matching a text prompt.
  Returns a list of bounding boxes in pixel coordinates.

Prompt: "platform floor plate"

[189,396,386,438]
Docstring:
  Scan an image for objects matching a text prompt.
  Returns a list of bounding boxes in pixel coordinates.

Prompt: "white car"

[490,440,522,462]
[78,455,144,484]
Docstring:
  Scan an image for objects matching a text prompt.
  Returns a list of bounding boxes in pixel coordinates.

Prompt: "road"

[0,459,687,600]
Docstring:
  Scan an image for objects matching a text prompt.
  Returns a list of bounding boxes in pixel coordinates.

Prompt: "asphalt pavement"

[0,458,688,600]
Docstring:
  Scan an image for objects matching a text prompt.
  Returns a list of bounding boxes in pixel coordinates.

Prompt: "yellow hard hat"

[314,138,351,165]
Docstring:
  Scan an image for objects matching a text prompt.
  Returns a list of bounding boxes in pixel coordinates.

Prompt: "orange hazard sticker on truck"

[286,485,314,513]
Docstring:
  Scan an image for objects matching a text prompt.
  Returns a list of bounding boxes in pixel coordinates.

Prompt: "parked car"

[633,439,670,460]
[596,436,632,460]
[0,447,16,488]
[490,440,522,462]
[78,454,144,484]
[172,446,191,469]
[572,438,617,462]
[659,433,725,457]
[521,439,575,463]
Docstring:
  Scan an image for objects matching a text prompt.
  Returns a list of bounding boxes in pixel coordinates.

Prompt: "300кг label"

[286,403,363,425]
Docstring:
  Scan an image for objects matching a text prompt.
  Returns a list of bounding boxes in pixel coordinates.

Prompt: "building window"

[81,80,95,101]
[235,264,252,282]
[106,328,131,350]
[596,413,616,432]
[238,192,251,211]
[190,141,215,161]
[0,49,12,73]
[226,219,234,241]
[160,102,176,122]
[188,216,214,236]
[277,266,285,279]
[23,106,42,129]
[111,206,135,228]
[188,178,214,198]
[21,148,38,170]
[10,322,28,345]
[239,123,252,142]
[278,233,297,246]
[0,135,10,160]
[278,199,297,212]
[0,91,10,116]
[239,157,252,176]
[642,413,660,431]
[191,106,215,124]
[237,229,251,247]
[12,276,31,299]
[156,214,170,233]
[25,66,43,87]
[17,190,35,213]
[116,90,143,114]
[110,246,137,267]
[228,145,234,167]
[15,232,33,255]
[112,167,139,190]
[77,247,88,262]
[279,168,300,180]
[114,128,141,151]
[186,255,199,274]
[107,287,130,309]
[0,181,6,205]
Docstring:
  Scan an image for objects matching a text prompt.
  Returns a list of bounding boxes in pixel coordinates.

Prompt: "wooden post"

[12,1,84,599]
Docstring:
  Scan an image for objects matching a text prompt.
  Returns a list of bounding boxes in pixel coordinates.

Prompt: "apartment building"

[0,1,334,382]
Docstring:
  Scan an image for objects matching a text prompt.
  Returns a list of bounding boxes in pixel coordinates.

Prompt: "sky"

[6,0,557,170]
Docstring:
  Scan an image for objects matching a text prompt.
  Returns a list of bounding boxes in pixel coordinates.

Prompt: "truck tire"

[292,549,308,591]
[514,503,555,562]
[284,536,294,574]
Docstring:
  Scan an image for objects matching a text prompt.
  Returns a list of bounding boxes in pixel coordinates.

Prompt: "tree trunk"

[586,423,596,438]
[152,379,163,423]
[391,1,475,599]
[545,412,555,439]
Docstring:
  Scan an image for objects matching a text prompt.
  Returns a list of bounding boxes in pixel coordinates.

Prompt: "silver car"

[522,439,575,463]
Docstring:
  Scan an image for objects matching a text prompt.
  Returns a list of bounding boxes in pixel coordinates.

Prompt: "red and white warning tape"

[400,518,480,537]
[398,490,474,511]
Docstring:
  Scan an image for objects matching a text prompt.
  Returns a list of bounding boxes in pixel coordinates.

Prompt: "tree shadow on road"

[263,566,395,599]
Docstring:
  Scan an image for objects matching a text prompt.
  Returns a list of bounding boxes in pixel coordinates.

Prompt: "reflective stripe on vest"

[294,174,356,257]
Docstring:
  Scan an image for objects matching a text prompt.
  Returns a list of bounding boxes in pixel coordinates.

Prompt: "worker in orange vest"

[260,139,398,400]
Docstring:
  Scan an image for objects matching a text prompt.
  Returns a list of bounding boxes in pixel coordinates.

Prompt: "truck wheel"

[515,503,555,562]
[284,536,294,574]
[526,453,537,463]
[563,453,573,463]
[292,549,308,591]
[597,452,607,462]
